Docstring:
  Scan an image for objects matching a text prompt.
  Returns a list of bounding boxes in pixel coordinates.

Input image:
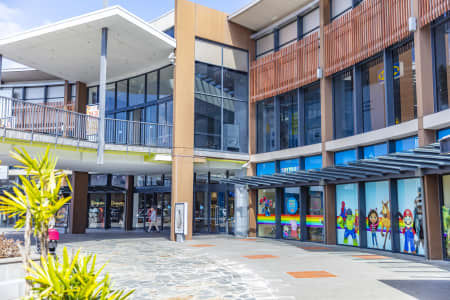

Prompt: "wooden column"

[75,81,87,114]
[423,174,444,259]
[125,175,134,231]
[70,172,88,234]
[171,0,196,241]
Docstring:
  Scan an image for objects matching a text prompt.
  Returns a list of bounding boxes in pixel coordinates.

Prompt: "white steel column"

[97,27,108,164]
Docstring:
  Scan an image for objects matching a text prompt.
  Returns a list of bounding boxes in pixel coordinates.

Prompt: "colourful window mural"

[442,175,450,259]
[257,189,276,238]
[365,181,392,250]
[306,186,324,242]
[336,183,359,246]
[396,178,424,255]
[281,187,300,240]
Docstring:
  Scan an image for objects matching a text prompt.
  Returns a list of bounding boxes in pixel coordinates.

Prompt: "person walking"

[147,207,160,232]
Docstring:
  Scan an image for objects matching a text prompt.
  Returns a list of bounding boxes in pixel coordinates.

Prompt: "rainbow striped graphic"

[306,215,324,228]
[257,214,276,225]
[281,215,300,226]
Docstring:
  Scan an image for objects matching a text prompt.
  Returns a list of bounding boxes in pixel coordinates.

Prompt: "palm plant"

[25,247,134,300]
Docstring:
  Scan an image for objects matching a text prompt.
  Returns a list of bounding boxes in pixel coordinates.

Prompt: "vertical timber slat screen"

[419,0,450,26]
[324,0,411,76]
[250,32,319,103]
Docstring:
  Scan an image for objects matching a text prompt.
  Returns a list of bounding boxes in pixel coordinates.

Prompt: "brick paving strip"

[243,254,279,259]
[287,271,337,278]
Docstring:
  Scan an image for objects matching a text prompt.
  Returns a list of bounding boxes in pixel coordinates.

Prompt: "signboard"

[175,203,187,234]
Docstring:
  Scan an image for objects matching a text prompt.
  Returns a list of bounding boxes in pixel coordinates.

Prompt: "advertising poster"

[281,188,300,240]
[442,175,450,259]
[336,184,359,246]
[397,178,424,255]
[257,189,276,238]
[365,181,392,250]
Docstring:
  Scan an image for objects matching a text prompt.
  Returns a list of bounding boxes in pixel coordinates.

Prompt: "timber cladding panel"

[324,0,411,76]
[420,0,450,26]
[250,32,319,103]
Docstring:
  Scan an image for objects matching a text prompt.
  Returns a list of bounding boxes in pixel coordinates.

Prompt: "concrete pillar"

[97,27,108,165]
[70,172,89,234]
[234,184,249,237]
[170,0,196,241]
[125,175,134,231]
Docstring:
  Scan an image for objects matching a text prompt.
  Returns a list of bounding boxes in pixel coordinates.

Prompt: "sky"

[0,0,252,68]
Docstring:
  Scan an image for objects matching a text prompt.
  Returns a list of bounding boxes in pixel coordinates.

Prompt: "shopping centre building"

[0,0,450,261]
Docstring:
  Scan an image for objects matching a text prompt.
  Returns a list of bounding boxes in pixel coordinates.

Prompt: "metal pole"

[97,27,108,164]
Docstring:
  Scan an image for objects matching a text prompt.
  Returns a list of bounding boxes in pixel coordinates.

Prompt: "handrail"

[0,96,172,148]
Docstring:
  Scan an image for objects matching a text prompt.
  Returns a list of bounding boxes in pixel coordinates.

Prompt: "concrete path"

[52,232,450,300]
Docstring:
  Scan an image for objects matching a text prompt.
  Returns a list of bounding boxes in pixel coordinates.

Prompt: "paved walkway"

[53,232,450,300]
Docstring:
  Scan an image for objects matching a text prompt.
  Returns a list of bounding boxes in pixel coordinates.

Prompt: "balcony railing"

[0,96,172,148]
[324,0,411,76]
[250,32,319,102]
[419,0,450,26]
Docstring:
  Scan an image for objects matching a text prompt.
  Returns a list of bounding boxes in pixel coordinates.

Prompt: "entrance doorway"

[135,192,171,232]
[194,187,234,234]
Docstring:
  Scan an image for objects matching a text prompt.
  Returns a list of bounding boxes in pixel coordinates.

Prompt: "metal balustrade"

[0,96,172,148]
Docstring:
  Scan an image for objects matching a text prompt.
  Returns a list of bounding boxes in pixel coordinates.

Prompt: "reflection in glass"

[223,99,248,152]
[257,189,276,238]
[128,75,145,107]
[194,94,221,150]
[257,98,275,153]
[279,91,298,149]
[361,56,385,132]
[304,84,321,145]
[393,41,416,124]
[333,69,354,139]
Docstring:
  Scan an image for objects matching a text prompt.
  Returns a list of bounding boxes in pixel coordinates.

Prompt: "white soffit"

[229,0,313,31]
[0,6,176,85]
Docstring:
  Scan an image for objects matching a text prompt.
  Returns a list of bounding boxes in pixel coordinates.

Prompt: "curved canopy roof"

[0,6,176,85]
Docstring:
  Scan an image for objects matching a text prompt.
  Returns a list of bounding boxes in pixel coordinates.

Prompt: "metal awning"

[221,143,450,188]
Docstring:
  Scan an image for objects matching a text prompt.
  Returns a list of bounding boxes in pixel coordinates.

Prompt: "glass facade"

[336,183,359,246]
[361,56,386,132]
[304,83,322,145]
[194,39,249,153]
[333,69,354,139]
[282,187,300,240]
[279,91,298,149]
[306,186,324,242]
[257,98,276,153]
[257,189,276,238]
[434,20,450,112]
[392,40,417,123]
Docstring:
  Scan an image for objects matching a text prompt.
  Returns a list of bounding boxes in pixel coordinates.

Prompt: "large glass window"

[279,91,298,149]
[116,80,127,109]
[304,83,321,145]
[194,41,249,153]
[194,94,221,150]
[333,69,354,139]
[434,20,450,111]
[282,187,300,240]
[257,98,276,153]
[257,189,276,238]
[365,181,391,250]
[442,175,450,259]
[397,178,424,255]
[306,186,324,242]
[336,183,359,246]
[128,75,145,107]
[361,56,386,132]
[392,40,417,123]
[159,65,174,99]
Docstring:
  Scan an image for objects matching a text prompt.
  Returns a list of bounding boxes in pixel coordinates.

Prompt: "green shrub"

[25,247,134,300]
